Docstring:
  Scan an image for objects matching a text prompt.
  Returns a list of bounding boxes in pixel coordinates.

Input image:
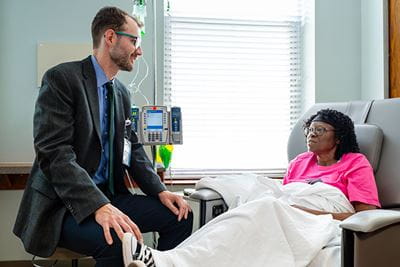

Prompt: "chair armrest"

[340,209,400,233]
[190,188,223,201]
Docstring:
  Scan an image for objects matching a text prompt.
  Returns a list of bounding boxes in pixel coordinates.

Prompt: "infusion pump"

[131,105,183,145]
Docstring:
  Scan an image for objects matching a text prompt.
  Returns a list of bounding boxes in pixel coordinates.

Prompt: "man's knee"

[167,209,194,234]
[157,210,193,250]
[181,211,194,233]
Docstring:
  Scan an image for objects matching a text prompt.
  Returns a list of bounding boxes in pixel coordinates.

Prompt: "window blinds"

[164,2,302,178]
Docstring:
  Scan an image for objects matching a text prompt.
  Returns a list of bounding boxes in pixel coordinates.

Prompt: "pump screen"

[146,110,163,131]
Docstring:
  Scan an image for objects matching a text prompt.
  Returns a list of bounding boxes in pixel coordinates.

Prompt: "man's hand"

[158,191,191,221]
[94,203,143,245]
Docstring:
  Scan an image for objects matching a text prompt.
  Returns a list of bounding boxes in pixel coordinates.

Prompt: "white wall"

[314,0,362,103]
[361,0,389,100]
[307,0,388,106]
[0,191,29,260]
[301,0,316,112]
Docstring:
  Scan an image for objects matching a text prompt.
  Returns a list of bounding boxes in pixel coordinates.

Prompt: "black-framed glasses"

[115,31,142,49]
[304,127,335,136]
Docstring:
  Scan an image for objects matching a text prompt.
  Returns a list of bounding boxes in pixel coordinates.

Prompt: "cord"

[125,169,138,195]
[128,55,150,105]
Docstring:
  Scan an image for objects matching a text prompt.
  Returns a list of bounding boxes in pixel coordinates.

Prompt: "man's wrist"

[94,203,110,215]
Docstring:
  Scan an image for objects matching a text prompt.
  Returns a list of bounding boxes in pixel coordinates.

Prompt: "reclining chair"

[289,99,400,267]
[190,98,400,267]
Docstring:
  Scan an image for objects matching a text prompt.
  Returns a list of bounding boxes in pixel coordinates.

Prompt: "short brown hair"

[91,6,143,48]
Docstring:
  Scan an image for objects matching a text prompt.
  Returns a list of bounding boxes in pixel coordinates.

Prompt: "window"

[164,0,303,177]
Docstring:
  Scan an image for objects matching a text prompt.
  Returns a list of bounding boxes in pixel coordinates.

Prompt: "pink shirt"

[283,152,381,207]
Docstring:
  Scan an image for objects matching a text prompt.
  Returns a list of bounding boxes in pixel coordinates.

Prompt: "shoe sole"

[123,234,134,267]
[128,260,146,267]
[123,233,147,267]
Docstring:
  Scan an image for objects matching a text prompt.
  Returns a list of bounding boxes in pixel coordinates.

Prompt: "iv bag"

[133,0,147,35]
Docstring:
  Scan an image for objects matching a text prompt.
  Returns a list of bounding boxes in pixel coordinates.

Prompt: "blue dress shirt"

[90,55,113,185]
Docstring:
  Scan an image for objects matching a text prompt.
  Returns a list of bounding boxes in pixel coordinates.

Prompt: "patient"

[123,109,380,267]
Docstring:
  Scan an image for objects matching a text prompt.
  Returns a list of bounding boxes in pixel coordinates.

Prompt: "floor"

[0,259,95,267]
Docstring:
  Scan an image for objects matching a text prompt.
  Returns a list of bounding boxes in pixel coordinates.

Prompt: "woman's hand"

[291,204,354,221]
[291,202,377,221]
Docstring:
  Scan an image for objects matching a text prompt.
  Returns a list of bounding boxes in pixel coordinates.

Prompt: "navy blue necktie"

[106,82,115,195]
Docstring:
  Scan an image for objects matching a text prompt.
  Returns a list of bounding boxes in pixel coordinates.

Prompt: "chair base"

[32,247,91,267]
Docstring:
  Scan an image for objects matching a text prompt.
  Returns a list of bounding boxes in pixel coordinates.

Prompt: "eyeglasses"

[115,31,142,49]
[304,127,335,136]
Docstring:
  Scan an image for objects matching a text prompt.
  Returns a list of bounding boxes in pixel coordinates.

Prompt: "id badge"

[123,138,131,167]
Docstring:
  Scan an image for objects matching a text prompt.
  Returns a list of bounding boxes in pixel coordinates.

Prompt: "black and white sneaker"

[123,233,156,267]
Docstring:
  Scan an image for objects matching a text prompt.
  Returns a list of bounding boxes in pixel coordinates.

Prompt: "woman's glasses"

[304,127,335,136]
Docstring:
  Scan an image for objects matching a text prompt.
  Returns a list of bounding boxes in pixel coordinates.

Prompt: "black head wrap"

[311,113,335,126]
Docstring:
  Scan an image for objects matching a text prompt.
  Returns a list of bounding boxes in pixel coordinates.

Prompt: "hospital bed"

[188,98,400,267]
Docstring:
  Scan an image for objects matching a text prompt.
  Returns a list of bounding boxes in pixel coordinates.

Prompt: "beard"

[110,45,133,72]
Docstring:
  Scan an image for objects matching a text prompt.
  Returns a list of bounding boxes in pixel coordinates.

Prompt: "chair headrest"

[354,124,383,173]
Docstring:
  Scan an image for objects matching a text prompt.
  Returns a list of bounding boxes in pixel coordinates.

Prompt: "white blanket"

[196,174,354,213]
[152,174,354,267]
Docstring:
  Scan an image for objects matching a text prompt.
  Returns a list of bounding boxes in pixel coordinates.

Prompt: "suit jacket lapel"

[81,56,101,141]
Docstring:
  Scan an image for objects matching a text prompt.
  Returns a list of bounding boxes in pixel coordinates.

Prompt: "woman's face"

[305,121,338,156]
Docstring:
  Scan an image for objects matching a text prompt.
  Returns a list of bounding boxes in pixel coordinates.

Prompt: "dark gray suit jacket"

[13,56,166,257]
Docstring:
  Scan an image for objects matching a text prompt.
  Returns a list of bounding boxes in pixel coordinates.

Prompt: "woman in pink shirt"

[284,108,380,220]
[123,109,380,267]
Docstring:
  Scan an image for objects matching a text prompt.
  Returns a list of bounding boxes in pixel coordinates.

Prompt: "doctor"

[13,6,192,267]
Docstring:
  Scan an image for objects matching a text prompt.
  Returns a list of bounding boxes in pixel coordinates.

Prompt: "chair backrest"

[364,99,400,208]
[287,98,400,208]
[353,124,383,173]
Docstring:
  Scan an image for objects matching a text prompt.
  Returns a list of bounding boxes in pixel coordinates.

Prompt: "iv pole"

[151,0,158,172]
